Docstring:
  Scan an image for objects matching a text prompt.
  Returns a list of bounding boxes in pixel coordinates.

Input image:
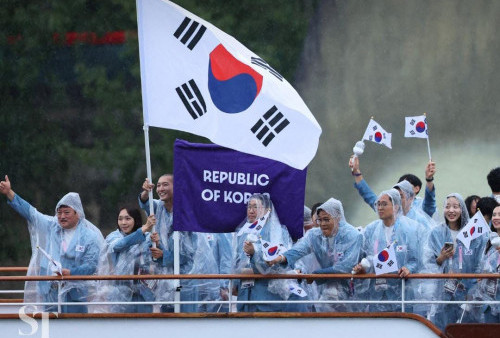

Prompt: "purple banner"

[173,139,307,240]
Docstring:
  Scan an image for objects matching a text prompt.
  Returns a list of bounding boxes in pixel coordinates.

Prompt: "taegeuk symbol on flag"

[404,115,428,139]
[136,0,321,170]
[261,238,287,262]
[456,210,489,250]
[373,241,399,275]
[362,119,392,149]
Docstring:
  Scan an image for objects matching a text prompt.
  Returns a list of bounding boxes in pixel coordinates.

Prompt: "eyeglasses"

[247,205,261,210]
[315,218,332,225]
[376,202,392,208]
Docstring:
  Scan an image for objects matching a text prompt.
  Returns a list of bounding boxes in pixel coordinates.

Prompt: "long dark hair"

[118,206,143,234]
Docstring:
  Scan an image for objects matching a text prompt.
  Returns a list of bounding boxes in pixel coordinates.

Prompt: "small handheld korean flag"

[456,210,489,250]
[237,211,269,237]
[261,239,287,262]
[373,242,399,275]
[362,119,392,149]
[136,0,321,170]
[405,115,428,139]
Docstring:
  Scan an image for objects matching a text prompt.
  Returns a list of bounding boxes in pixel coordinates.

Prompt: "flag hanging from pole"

[136,0,321,170]
[373,242,399,275]
[362,119,392,149]
[456,210,489,250]
[405,115,429,138]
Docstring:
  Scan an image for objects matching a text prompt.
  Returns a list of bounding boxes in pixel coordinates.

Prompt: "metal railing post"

[57,281,62,313]
[228,279,233,313]
[401,278,405,313]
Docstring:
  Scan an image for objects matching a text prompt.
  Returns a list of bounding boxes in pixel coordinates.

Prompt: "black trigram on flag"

[251,106,290,146]
[173,17,207,50]
[373,125,378,131]
[409,130,416,135]
[175,80,206,119]
[251,57,283,81]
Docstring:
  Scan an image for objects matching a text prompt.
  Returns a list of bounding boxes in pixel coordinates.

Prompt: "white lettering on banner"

[201,189,221,202]
[201,189,270,204]
[203,170,269,186]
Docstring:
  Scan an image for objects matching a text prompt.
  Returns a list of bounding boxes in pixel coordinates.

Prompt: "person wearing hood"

[352,189,418,312]
[0,175,104,313]
[268,198,362,312]
[422,193,488,329]
[232,194,303,312]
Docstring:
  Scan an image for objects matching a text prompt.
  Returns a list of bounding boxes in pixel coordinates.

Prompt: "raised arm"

[422,161,436,217]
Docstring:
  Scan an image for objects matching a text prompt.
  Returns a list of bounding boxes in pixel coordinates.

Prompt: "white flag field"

[457,210,489,250]
[136,0,321,170]
[373,242,399,275]
[405,115,428,139]
[362,119,392,149]
[261,239,287,262]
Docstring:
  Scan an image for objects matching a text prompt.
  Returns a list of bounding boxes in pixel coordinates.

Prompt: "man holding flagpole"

[139,175,223,313]
[139,174,195,312]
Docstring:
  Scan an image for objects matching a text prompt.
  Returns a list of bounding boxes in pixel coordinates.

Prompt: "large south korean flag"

[136,0,321,170]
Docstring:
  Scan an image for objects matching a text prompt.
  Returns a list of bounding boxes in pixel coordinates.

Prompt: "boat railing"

[1,267,499,314]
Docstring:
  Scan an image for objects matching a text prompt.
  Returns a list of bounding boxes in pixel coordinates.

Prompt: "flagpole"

[426,137,432,161]
[424,113,432,160]
[137,0,179,311]
[143,125,156,238]
[173,231,181,313]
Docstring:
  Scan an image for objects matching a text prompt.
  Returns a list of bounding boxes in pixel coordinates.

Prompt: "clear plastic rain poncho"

[421,193,487,329]
[139,197,220,313]
[194,232,233,312]
[393,180,437,315]
[95,226,154,313]
[8,192,104,313]
[284,198,362,312]
[394,180,435,231]
[232,194,300,312]
[467,232,500,323]
[292,204,321,310]
[358,189,418,312]
[183,232,222,313]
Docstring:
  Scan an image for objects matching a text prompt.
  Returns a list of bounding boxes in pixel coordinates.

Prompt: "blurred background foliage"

[0,0,316,265]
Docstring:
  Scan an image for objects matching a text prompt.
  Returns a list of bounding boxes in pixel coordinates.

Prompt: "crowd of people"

[0,163,499,329]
